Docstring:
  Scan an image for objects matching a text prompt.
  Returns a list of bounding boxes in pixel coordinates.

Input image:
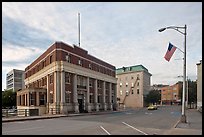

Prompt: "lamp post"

[159,25,187,123]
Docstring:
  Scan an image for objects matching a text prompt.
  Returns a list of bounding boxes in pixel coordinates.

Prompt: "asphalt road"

[2,105,181,135]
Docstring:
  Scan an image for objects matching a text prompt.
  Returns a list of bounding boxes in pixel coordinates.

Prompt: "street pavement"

[2,108,202,135]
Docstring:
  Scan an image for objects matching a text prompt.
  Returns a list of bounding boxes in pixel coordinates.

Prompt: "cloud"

[2,42,43,63]
[2,2,202,90]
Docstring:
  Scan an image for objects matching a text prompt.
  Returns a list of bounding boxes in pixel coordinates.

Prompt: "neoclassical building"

[17,41,117,115]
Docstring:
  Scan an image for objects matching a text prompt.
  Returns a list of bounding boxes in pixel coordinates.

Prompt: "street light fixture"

[159,25,187,123]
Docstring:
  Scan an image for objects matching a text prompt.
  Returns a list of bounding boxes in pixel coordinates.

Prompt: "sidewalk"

[162,108,202,135]
[2,110,120,123]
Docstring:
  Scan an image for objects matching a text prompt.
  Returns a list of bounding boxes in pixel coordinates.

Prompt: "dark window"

[137,89,139,94]
[50,55,53,64]
[30,92,36,106]
[65,72,71,83]
[39,92,45,105]
[50,74,53,84]
[90,94,94,103]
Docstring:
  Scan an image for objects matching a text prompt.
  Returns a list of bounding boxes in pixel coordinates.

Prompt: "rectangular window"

[50,91,53,103]
[120,83,122,87]
[39,92,45,105]
[66,54,71,63]
[137,89,139,94]
[65,72,71,84]
[89,79,93,87]
[50,74,53,84]
[97,81,101,88]
[50,55,53,64]
[89,63,92,69]
[90,94,94,103]
[132,89,134,94]
[78,58,83,66]
[30,92,36,106]
[120,90,122,95]
[65,91,71,103]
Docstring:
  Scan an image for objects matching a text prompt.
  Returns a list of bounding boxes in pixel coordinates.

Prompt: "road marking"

[145,112,152,115]
[122,122,148,135]
[100,126,111,135]
[3,126,44,134]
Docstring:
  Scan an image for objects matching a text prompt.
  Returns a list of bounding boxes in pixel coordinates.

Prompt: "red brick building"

[17,41,117,115]
[160,82,182,105]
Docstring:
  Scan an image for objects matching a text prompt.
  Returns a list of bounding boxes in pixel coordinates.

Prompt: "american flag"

[164,42,177,62]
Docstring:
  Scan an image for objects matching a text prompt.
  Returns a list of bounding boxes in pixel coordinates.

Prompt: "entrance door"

[78,99,83,113]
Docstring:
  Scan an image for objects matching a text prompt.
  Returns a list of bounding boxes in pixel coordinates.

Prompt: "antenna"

[78,12,80,47]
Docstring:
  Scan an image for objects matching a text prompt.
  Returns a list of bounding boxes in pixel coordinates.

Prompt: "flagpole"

[181,24,187,123]
[159,25,187,123]
[78,12,80,47]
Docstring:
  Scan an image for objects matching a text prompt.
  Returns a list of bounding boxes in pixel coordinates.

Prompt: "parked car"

[147,105,157,110]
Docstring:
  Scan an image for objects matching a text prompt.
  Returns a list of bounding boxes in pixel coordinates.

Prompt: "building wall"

[6,69,25,92]
[160,82,182,105]
[197,60,202,109]
[18,41,117,114]
[116,65,151,108]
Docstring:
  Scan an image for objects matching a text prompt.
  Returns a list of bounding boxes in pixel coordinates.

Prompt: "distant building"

[116,65,152,108]
[196,60,202,111]
[160,82,182,105]
[150,84,169,91]
[6,69,25,92]
[17,41,117,115]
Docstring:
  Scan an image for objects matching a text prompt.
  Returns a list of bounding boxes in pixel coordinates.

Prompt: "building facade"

[116,65,152,108]
[17,41,117,115]
[196,60,202,111]
[6,69,25,92]
[160,82,182,105]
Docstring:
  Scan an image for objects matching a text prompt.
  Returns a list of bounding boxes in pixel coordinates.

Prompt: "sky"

[2,2,202,91]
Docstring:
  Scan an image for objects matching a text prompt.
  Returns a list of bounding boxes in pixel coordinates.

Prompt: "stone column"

[109,83,113,110]
[25,93,27,106]
[27,93,30,106]
[54,71,61,114]
[86,77,91,112]
[102,81,107,111]
[20,95,23,106]
[46,75,50,113]
[60,71,66,114]
[94,79,99,111]
[73,74,79,113]
[113,84,118,111]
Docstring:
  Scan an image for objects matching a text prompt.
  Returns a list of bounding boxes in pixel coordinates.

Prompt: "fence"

[2,109,39,117]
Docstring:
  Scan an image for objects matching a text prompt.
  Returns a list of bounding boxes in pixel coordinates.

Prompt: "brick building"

[160,82,182,105]
[17,41,117,115]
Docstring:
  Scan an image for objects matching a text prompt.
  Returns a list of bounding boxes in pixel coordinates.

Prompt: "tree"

[144,89,161,106]
[2,89,16,108]
[178,79,197,108]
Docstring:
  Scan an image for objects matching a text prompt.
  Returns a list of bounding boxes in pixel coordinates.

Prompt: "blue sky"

[2,2,202,91]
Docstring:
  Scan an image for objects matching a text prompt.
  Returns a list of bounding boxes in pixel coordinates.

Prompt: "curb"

[2,110,120,123]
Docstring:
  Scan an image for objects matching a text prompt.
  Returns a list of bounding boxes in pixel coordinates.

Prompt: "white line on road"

[100,126,111,135]
[3,126,44,134]
[122,122,148,135]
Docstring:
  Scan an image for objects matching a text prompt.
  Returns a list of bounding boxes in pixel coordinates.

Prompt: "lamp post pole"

[159,25,187,123]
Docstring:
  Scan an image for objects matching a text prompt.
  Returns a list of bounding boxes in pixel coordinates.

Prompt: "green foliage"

[144,89,161,105]
[2,89,16,108]
[178,79,197,104]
